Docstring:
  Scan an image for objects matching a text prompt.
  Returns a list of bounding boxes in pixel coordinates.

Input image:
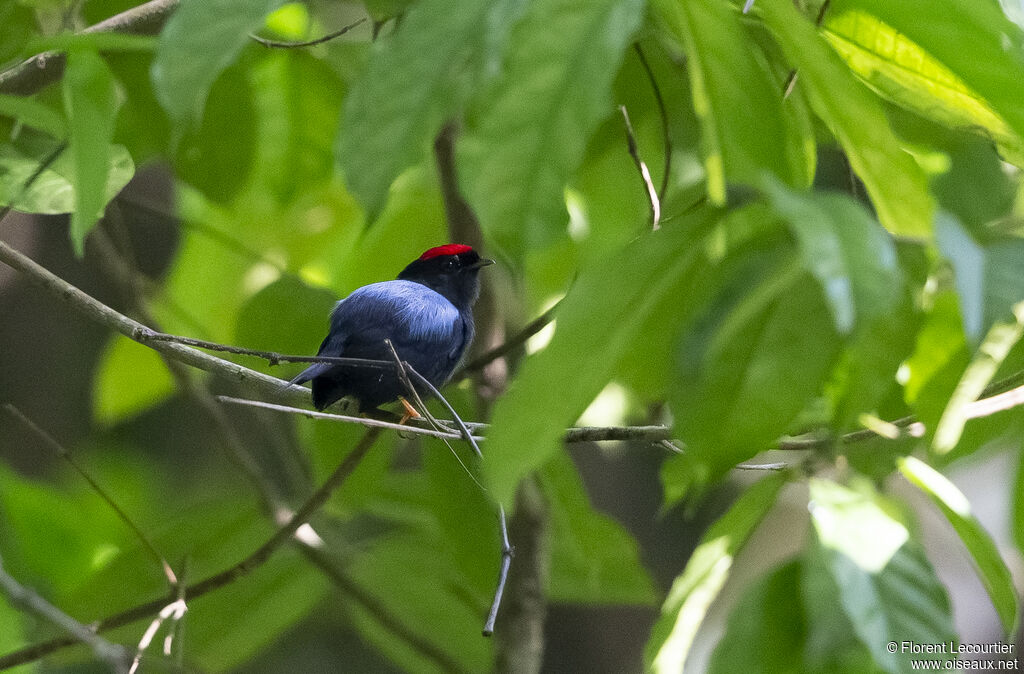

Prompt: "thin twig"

[483,505,513,636]
[2,405,177,587]
[0,428,382,671]
[250,17,366,48]
[633,44,671,204]
[618,105,661,229]
[457,300,562,377]
[779,0,831,100]
[0,552,130,672]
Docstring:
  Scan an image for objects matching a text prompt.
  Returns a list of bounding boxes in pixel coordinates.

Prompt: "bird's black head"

[398,244,494,308]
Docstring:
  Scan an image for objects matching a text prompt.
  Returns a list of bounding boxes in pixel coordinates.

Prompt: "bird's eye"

[445,257,459,271]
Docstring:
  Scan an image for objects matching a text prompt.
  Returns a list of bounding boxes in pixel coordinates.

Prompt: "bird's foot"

[398,397,423,425]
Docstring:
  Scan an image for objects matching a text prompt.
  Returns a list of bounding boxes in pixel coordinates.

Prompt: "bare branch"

[633,44,671,205]
[2,405,177,587]
[457,300,561,377]
[250,17,366,48]
[0,552,130,672]
[618,104,661,229]
[0,0,180,96]
[0,428,382,670]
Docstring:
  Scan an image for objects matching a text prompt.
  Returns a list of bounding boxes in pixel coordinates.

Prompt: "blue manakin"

[290,244,494,414]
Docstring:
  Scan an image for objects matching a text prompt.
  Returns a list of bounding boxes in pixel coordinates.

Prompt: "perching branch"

[0,428,382,671]
[0,0,180,96]
[250,17,366,48]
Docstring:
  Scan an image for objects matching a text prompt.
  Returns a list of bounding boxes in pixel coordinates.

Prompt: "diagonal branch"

[0,0,180,96]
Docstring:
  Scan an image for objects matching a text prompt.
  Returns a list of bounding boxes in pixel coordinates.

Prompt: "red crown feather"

[418,244,474,260]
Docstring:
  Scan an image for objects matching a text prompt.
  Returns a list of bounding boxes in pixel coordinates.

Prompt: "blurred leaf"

[173,64,257,204]
[0,2,35,66]
[644,474,785,673]
[0,138,133,214]
[834,0,1024,161]
[62,49,122,255]
[706,561,805,674]
[458,0,646,256]
[899,456,1019,634]
[541,452,654,604]
[932,311,1024,454]
[93,335,176,425]
[152,0,283,126]
[0,597,25,664]
[0,94,65,138]
[903,289,968,410]
[481,209,718,507]
[823,9,1024,164]
[809,479,956,674]
[235,275,338,355]
[936,213,1024,341]
[337,0,515,219]
[674,266,841,478]
[764,181,902,334]
[653,0,811,204]
[252,52,344,203]
[29,32,157,53]
[756,0,934,237]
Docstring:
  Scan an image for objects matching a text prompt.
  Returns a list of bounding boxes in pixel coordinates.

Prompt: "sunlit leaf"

[645,474,786,673]
[899,457,1019,634]
[756,0,934,237]
[93,336,176,425]
[653,0,811,203]
[458,0,646,256]
[63,49,122,255]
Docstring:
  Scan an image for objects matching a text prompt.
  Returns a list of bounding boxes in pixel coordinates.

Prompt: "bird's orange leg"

[398,396,421,425]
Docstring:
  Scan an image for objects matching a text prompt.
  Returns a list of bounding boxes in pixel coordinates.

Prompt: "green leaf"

[337,0,513,219]
[899,456,1019,634]
[458,0,646,256]
[62,50,121,255]
[541,452,655,604]
[151,0,284,125]
[0,2,35,67]
[481,209,718,507]
[936,213,1024,341]
[755,0,934,238]
[0,139,133,214]
[93,336,177,425]
[764,181,902,334]
[29,32,157,54]
[674,264,841,478]
[833,0,1024,161]
[235,275,338,356]
[644,473,786,673]
[0,94,65,138]
[706,562,805,674]
[809,479,956,674]
[822,9,1024,164]
[653,0,811,203]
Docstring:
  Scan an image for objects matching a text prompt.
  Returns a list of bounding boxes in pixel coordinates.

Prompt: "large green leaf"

[93,335,177,425]
[481,208,718,507]
[0,138,133,215]
[62,50,122,255]
[644,474,786,673]
[458,0,646,256]
[151,0,284,125]
[809,479,956,674]
[706,562,805,674]
[0,94,65,138]
[653,0,811,204]
[541,452,655,604]
[833,0,1024,161]
[673,265,841,478]
[822,9,1024,164]
[764,181,902,334]
[756,0,934,238]
[899,457,1019,634]
[337,0,518,219]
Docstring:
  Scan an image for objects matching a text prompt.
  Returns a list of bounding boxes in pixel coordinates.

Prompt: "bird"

[289,244,494,416]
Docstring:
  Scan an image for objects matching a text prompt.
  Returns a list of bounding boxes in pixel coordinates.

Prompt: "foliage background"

[1,0,1024,672]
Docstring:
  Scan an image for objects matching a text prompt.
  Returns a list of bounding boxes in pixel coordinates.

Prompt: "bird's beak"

[469,258,495,270]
